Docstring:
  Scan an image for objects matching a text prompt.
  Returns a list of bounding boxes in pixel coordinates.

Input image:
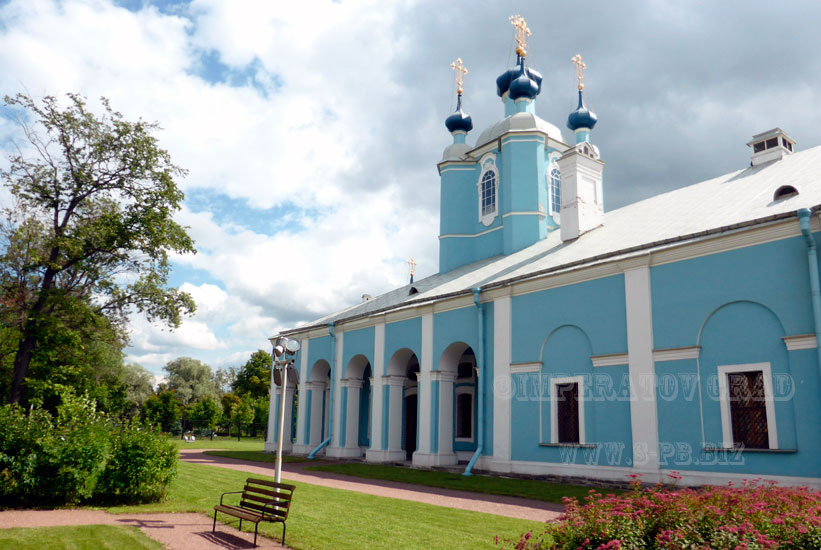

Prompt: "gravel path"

[0,509,288,549]
[180,448,563,523]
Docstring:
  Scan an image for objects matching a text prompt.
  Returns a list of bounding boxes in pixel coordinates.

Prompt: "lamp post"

[269,336,300,484]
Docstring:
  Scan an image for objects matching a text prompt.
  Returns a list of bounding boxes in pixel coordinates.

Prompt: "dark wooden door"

[404,394,418,461]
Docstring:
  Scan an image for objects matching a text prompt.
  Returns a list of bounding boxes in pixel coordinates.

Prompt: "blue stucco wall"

[342,326,375,376]
[509,274,631,466]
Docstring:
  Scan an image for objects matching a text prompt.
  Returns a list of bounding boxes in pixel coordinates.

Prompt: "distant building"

[266,22,820,487]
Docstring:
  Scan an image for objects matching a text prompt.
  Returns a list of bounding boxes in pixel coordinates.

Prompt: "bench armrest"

[219,491,244,505]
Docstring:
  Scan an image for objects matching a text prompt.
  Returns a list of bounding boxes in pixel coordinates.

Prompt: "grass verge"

[168,436,266,451]
[0,525,162,550]
[106,461,546,550]
[305,463,604,504]
[204,450,309,463]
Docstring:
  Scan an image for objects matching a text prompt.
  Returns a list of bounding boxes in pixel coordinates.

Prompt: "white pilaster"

[412,313,434,464]
[330,330,344,450]
[491,294,512,471]
[264,382,279,452]
[334,378,364,457]
[421,370,457,466]
[307,381,326,447]
[292,339,311,454]
[384,374,407,462]
[366,323,386,462]
[624,264,660,471]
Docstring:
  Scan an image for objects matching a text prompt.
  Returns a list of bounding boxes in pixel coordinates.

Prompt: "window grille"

[728,370,769,449]
[550,168,561,214]
[481,170,496,217]
[556,382,579,444]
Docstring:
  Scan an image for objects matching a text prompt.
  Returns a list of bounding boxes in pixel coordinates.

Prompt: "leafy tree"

[213,367,235,398]
[232,349,272,399]
[1,93,196,404]
[188,395,222,433]
[163,357,214,405]
[143,390,180,432]
[121,363,155,417]
[220,392,242,422]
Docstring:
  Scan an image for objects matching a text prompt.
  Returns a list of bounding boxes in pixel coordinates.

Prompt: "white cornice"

[653,346,701,362]
[510,362,541,373]
[782,334,818,350]
[591,353,629,367]
[512,261,623,297]
[439,225,503,239]
[650,219,801,267]
[502,211,547,219]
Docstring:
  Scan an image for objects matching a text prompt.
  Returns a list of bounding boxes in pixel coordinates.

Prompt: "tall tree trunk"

[8,267,55,404]
[9,330,37,404]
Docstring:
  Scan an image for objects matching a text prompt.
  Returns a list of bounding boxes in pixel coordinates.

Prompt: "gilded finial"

[408,257,417,284]
[571,54,587,91]
[450,58,468,95]
[509,15,531,58]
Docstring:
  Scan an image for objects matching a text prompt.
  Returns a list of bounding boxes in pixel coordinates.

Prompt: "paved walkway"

[0,449,561,549]
[180,448,563,523]
[0,509,288,549]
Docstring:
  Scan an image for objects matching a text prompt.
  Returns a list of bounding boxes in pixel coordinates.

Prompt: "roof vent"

[361,294,372,302]
[408,287,419,296]
[773,185,799,201]
[747,128,795,167]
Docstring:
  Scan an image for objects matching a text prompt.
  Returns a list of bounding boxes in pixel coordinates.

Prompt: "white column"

[412,313,434,465]
[624,263,661,476]
[329,330,344,451]
[280,381,296,452]
[307,381,326,447]
[384,374,407,462]
[366,323,386,462]
[264,383,280,452]
[340,378,364,457]
[491,293,512,471]
[293,339,310,454]
[433,370,457,465]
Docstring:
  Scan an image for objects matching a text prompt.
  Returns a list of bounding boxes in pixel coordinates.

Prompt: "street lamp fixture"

[268,336,300,484]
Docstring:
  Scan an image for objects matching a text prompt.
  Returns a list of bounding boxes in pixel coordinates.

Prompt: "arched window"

[550,167,561,214]
[480,170,496,217]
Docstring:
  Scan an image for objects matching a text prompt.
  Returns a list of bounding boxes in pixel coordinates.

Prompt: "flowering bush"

[497,473,821,550]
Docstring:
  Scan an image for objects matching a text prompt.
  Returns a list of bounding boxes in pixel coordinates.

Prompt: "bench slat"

[246,478,296,491]
[240,500,288,518]
[244,485,294,500]
[242,489,291,505]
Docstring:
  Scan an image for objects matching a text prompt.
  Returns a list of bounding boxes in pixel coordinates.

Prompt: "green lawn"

[0,525,162,550]
[305,463,603,504]
[168,435,266,451]
[106,461,546,550]
[204,450,309,463]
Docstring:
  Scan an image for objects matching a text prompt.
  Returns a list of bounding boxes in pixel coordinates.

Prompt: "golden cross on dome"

[509,15,531,58]
[450,58,468,95]
[572,54,587,90]
[408,257,417,278]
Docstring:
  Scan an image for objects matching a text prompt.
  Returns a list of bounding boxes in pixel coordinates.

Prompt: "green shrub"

[97,420,177,503]
[0,393,177,506]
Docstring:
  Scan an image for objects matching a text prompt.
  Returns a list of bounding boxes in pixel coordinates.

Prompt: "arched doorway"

[306,360,331,449]
[435,342,477,464]
[403,358,420,461]
[341,355,372,457]
[385,348,419,462]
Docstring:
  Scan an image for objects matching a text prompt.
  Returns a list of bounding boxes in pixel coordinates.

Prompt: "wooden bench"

[213,478,295,547]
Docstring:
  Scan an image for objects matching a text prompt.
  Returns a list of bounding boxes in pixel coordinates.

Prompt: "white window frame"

[716,362,778,449]
[454,385,475,442]
[550,375,585,444]
[477,155,499,226]
[549,166,562,217]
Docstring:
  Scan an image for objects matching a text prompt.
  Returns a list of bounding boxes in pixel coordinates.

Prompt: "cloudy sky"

[2,0,820,378]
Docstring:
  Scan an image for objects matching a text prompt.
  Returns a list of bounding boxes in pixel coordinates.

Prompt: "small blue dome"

[567,90,598,131]
[445,108,473,133]
[496,57,542,98]
[509,63,540,101]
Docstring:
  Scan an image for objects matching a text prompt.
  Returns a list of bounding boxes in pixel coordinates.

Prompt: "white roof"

[286,145,821,333]
[474,112,564,149]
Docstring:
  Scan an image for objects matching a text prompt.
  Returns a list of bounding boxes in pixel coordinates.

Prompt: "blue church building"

[266,23,821,487]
